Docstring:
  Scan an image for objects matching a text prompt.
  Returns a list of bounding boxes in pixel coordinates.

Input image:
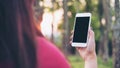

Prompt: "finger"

[76,47,81,51]
[70,40,72,44]
[76,47,80,51]
[88,29,91,39]
[70,30,74,40]
[89,29,95,48]
[89,29,95,39]
[76,47,86,51]
[87,29,94,46]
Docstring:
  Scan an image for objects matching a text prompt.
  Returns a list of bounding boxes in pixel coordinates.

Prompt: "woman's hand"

[76,29,96,61]
[70,28,97,68]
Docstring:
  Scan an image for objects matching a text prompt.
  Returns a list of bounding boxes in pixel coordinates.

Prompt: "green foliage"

[91,14,100,41]
[58,0,101,37]
[68,55,113,68]
[85,0,93,12]
[97,57,113,68]
[68,55,84,68]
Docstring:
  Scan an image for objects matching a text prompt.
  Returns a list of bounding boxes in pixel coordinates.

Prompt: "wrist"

[84,53,97,68]
[85,52,97,62]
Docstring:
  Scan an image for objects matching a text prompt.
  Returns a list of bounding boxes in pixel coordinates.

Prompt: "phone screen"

[73,17,90,43]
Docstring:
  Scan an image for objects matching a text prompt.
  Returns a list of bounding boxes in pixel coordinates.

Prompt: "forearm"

[84,53,97,68]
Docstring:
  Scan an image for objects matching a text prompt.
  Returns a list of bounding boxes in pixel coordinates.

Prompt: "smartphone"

[72,13,91,47]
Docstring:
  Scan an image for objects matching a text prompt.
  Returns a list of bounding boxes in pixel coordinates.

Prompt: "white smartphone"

[72,13,91,47]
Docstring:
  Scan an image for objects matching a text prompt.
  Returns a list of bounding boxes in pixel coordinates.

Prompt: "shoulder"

[36,37,60,53]
[36,37,70,68]
[36,37,63,54]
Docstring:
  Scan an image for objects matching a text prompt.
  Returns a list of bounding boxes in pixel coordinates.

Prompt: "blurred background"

[34,0,120,68]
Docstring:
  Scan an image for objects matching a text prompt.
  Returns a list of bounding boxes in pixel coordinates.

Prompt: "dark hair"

[0,0,37,68]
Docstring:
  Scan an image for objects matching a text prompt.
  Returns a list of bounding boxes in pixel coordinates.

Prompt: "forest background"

[34,0,120,68]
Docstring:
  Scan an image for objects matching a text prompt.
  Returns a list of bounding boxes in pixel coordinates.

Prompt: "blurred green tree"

[59,0,101,54]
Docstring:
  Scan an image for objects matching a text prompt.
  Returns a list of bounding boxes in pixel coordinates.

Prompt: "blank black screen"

[73,17,90,43]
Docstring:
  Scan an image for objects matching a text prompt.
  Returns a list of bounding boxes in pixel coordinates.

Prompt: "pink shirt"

[36,37,70,68]
[0,37,70,68]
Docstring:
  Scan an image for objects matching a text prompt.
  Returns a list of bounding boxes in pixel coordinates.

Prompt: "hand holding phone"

[72,13,91,47]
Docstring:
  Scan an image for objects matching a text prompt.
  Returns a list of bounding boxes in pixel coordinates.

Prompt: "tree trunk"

[98,0,112,62]
[102,0,112,62]
[62,0,71,54]
[50,0,55,43]
[98,0,104,57]
[113,0,120,68]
